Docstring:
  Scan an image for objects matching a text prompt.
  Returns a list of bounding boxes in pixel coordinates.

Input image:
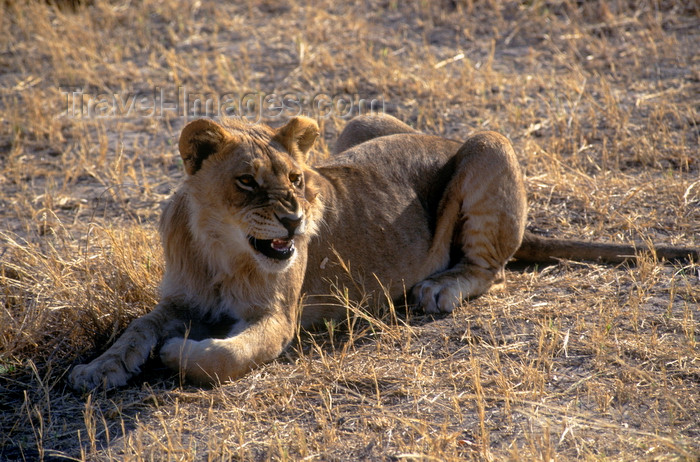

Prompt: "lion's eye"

[236,175,258,191]
[289,172,302,186]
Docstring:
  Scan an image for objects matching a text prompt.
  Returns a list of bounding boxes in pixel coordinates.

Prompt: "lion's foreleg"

[160,311,295,385]
[69,303,180,390]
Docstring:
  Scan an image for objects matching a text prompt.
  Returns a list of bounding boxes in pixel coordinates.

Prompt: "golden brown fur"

[69,114,697,389]
[71,117,323,388]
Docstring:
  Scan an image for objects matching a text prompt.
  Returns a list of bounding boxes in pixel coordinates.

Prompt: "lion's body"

[300,130,525,323]
[69,115,696,390]
[302,133,459,322]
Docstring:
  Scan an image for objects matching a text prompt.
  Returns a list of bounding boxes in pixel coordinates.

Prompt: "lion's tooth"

[271,238,293,251]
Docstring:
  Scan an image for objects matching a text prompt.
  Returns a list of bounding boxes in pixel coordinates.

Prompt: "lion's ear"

[179,119,230,175]
[302,166,321,203]
[274,116,320,163]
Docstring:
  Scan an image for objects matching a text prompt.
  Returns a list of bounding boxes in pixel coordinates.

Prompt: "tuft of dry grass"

[1,0,698,460]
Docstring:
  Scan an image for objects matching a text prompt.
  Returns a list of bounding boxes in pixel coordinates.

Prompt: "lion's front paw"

[159,337,197,371]
[160,338,253,385]
[411,279,463,314]
[69,358,132,391]
[160,338,221,384]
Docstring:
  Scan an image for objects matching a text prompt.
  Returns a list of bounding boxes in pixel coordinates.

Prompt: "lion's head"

[176,116,322,272]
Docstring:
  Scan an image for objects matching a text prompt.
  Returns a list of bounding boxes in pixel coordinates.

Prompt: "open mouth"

[248,236,295,261]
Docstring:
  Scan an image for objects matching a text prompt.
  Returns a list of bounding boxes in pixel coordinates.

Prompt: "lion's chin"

[248,236,296,261]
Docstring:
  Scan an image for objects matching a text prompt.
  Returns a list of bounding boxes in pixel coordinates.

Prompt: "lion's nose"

[277,214,302,235]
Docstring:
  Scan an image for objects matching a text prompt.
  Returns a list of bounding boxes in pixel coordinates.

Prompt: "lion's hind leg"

[412,131,527,313]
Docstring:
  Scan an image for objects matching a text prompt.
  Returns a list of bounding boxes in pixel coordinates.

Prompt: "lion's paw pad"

[411,279,464,314]
[69,360,130,391]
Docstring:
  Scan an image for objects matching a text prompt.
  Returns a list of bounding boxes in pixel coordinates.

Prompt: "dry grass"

[1,0,699,460]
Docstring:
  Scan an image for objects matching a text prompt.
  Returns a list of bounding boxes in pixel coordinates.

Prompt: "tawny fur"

[69,114,697,390]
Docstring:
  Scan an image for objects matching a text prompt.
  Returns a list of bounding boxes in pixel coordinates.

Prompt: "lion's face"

[178,117,321,272]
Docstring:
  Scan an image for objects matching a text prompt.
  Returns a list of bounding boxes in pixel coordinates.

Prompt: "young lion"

[69,115,697,390]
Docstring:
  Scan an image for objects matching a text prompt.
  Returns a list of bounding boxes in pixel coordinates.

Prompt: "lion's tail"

[514,231,698,264]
